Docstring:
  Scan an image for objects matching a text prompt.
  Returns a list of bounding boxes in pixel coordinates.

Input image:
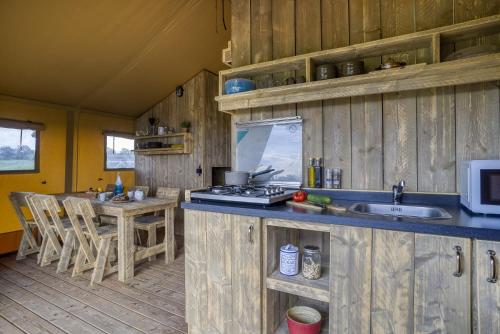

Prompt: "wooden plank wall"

[231,0,500,193]
[135,70,231,234]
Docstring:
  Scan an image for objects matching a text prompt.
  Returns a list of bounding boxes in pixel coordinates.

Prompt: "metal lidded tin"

[280,244,299,276]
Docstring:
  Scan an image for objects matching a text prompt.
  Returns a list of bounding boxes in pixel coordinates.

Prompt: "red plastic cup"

[287,306,322,334]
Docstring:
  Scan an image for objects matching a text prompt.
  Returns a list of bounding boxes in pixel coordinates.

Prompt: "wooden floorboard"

[0,253,188,334]
[0,293,66,334]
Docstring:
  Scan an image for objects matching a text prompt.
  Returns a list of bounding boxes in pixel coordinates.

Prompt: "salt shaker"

[280,244,299,276]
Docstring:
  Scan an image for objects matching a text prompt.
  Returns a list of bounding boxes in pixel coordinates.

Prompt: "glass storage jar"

[302,245,321,280]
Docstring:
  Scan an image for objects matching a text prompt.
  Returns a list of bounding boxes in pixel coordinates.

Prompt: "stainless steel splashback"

[235,117,302,188]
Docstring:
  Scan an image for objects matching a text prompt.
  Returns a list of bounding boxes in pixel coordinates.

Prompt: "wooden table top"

[54,193,177,217]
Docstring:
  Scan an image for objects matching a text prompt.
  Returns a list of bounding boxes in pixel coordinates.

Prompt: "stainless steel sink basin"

[348,202,452,219]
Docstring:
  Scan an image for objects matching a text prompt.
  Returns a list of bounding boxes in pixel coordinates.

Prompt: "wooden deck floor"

[0,252,187,334]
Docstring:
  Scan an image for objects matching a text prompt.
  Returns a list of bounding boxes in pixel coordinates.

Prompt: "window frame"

[103,131,135,171]
[0,126,40,175]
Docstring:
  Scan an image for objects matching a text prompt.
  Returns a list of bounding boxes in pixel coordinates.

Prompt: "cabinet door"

[185,210,209,331]
[330,225,372,334]
[231,215,262,334]
[474,240,500,334]
[206,213,233,333]
[414,234,471,334]
[371,229,415,334]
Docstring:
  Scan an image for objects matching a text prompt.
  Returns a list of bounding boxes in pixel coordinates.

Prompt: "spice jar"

[280,244,299,276]
[302,246,321,280]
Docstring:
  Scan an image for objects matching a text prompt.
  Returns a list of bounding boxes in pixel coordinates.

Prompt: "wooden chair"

[27,194,81,271]
[134,187,180,261]
[9,192,39,260]
[63,197,118,285]
[105,184,115,192]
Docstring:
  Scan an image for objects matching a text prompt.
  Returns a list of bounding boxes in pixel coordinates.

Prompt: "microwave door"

[481,169,500,205]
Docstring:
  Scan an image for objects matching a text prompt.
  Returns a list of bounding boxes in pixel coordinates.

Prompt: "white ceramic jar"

[280,244,299,276]
[134,189,145,201]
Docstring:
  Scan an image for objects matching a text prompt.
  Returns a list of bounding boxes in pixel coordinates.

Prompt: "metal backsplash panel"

[236,117,302,187]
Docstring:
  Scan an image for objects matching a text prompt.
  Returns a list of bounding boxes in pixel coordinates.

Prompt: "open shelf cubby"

[272,296,330,334]
[263,219,332,333]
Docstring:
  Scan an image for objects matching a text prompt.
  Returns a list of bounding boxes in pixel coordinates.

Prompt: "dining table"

[55,193,177,283]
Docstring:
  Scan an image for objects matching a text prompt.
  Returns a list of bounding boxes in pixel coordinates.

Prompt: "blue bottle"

[114,173,124,195]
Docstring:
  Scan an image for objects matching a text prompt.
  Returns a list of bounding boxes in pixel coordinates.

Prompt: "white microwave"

[460,160,500,214]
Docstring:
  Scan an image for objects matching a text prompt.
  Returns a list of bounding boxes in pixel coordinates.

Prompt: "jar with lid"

[280,244,299,276]
[302,245,321,280]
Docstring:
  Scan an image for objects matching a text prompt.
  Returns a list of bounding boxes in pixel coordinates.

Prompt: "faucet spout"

[392,180,406,205]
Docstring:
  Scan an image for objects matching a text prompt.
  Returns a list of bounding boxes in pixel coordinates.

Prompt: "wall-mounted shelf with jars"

[216,14,500,113]
[133,132,193,155]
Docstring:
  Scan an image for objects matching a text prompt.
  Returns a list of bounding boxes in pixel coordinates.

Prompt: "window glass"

[0,127,38,172]
[105,135,135,170]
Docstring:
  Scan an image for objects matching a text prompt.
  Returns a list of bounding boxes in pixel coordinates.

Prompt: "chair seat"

[61,217,87,230]
[99,215,117,225]
[85,224,117,238]
[134,215,165,228]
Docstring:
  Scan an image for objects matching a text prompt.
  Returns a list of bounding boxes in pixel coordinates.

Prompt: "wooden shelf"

[267,269,330,303]
[216,14,500,113]
[134,132,189,140]
[217,54,500,112]
[133,147,189,155]
[133,132,193,155]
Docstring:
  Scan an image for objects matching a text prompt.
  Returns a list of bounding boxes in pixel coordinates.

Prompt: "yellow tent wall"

[0,97,135,254]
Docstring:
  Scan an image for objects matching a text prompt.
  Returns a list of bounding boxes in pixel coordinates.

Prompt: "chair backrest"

[131,185,150,196]
[156,187,180,204]
[63,197,96,263]
[9,192,35,225]
[30,194,67,239]
[63,197,100,248]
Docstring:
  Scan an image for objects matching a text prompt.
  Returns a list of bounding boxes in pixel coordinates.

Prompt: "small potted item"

[340,60,364,77]
[180,121,191,133]
[287,306,322,334]
[280,244,299,276]
[316,63,336,80]
[224,78,256,94]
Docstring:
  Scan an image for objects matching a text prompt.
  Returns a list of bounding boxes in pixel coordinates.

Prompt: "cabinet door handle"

[248,225,254,244]
[453,245,463,277]
[487,250,497,284]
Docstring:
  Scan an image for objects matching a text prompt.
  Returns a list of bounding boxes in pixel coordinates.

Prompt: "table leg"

[165,208,175,264]
[118,215,135,282]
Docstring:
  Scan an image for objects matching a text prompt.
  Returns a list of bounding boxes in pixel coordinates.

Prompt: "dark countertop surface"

[181,190,500,241]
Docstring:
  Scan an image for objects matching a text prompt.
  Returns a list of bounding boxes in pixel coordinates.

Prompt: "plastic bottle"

[308,158,316,188]
[114,172,124,195]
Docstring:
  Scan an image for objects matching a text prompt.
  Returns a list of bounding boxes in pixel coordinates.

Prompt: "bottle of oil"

[308,157,316,188]
[314,157,323,188]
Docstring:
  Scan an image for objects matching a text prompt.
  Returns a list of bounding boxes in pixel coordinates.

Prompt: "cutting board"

[286,200,347,213]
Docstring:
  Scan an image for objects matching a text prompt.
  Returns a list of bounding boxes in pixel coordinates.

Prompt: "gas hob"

[189,185,296,206]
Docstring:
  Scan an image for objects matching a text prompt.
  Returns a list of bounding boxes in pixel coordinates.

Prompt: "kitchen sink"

[348,202,452,219]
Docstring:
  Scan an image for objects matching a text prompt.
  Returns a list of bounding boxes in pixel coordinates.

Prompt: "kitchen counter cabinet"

[473,240,500,334]
[414,234,471,333]
[185,207,499,334]
[185,210,262,334]
[330,227,474,334]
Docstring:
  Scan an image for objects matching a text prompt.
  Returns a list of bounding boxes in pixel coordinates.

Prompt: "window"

[104,134,135,170]
[0,126,39,173]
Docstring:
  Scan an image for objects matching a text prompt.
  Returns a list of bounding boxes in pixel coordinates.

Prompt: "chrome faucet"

[392,180,406,205]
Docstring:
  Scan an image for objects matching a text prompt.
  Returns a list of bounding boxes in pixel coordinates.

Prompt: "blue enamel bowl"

[224,78,256,94]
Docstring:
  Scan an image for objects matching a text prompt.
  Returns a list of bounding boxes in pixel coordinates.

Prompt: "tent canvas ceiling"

[0,0,231,117]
